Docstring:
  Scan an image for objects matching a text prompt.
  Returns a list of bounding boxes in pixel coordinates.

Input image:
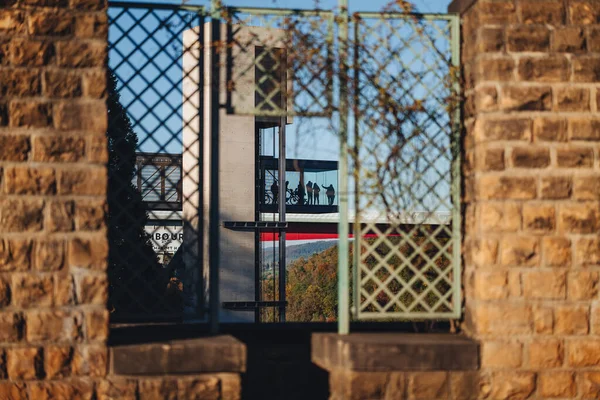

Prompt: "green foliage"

[106,70,174,316]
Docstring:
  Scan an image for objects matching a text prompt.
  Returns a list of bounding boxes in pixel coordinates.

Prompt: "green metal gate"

[107,0,460,332]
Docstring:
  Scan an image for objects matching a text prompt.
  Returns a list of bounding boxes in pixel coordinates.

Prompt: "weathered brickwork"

[0,0,111,397]
[461,0,600,398]
[0,2,246,399]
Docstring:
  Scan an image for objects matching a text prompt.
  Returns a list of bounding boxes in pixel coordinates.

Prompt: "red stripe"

[259,232,403,241]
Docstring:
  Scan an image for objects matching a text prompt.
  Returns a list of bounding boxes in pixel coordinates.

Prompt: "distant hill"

[261,240,337,268]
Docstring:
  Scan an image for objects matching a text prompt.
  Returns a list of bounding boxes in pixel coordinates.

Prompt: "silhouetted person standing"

[313,182,320,205]
[323,184,335,206]
[271,180,278,204]
[297,182,305,205]
[306,180,313,205]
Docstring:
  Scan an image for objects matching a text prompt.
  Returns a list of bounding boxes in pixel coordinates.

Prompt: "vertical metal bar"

[337,0,350,335]
[254,126,261,323]
[352,17,361,321]
[209,0,221,334]
[278,118,286,322]
[450,15,462,318]
[197,11,205,319]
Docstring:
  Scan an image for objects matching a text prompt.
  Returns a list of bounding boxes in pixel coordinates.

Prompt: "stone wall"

[0,0,110,397]
[0,1,245,399]
[460,0,600,398]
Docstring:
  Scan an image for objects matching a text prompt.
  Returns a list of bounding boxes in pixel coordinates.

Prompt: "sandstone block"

[54,101,107,133]
[97,378,137,400]
[33,135,85,162]
[407,372,448,400]
[475,2,516,24]
[59,167,106,195]
[475,57,515,82]
[476,27,504,53]
[576,238,600,266]
[70,0,104,10]
[554,27,586,52]
[507,26,550,52]
[500,237,539,267]
[138,379,179,400]
[569,271,599,300]
[580,371,600,399]
[75,200,105,231]
[588,26,600,52]
[4,166,56,195]
[477,176,537,200]
[0,382,27,400]
[450,372,481,400]
[87,136,108,163]
[34,240,64,271]
[573,56,600,82]
[500,86,552,111]
[559,202,600,233]
[487,372,535,400]
[44,346,73,379]
[75,274,107,305]
[0,135,30,161]
[29,379,94,400]
[44,70,82,98]
[556,87,590,111]
[481,341,522,368]
[7,347,41,380]
[570,118,600,141]
[520,1,564,24]
[480,202,521,233]
[0,10,25,34]
[0,312,23,342]
[533,305,554,334]
[68,236,108,270]
[522,203,555,233]
[523,270,566,299]
[0,238,32,271]
[556,147,594,168]
[472,270,508,300]
[533,118,567,142]
[11,274,53,308]
[573,175,600,200]
[10,38,54,66]
[82,69,107,98]
[543,237,571,266]
[57,41,106,68]
[472,304,532,335]
[541,176,572,199]
[511,147,550,169]
[469,238,498,267]
[0,68,40,96]
[476,118,531,142]
[480,148,504,170]
[73,345,107,377]
[0,278,9,307]
[568,340,600,366]
[9,101,51,128]
[569,1,600,25]
[529,340,563,368]
[84,309,108,341]
[555,305,589,335]
[518,56,569,82]
[46,200,74,232]
[25,310,82,343]
[27,11,72,35]
[54,274,75,306]
[74,14,107,38]
[538,372,576,398]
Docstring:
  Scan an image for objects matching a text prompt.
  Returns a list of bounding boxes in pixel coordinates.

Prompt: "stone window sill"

[109,335,246,376]
[312,333,479,372]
